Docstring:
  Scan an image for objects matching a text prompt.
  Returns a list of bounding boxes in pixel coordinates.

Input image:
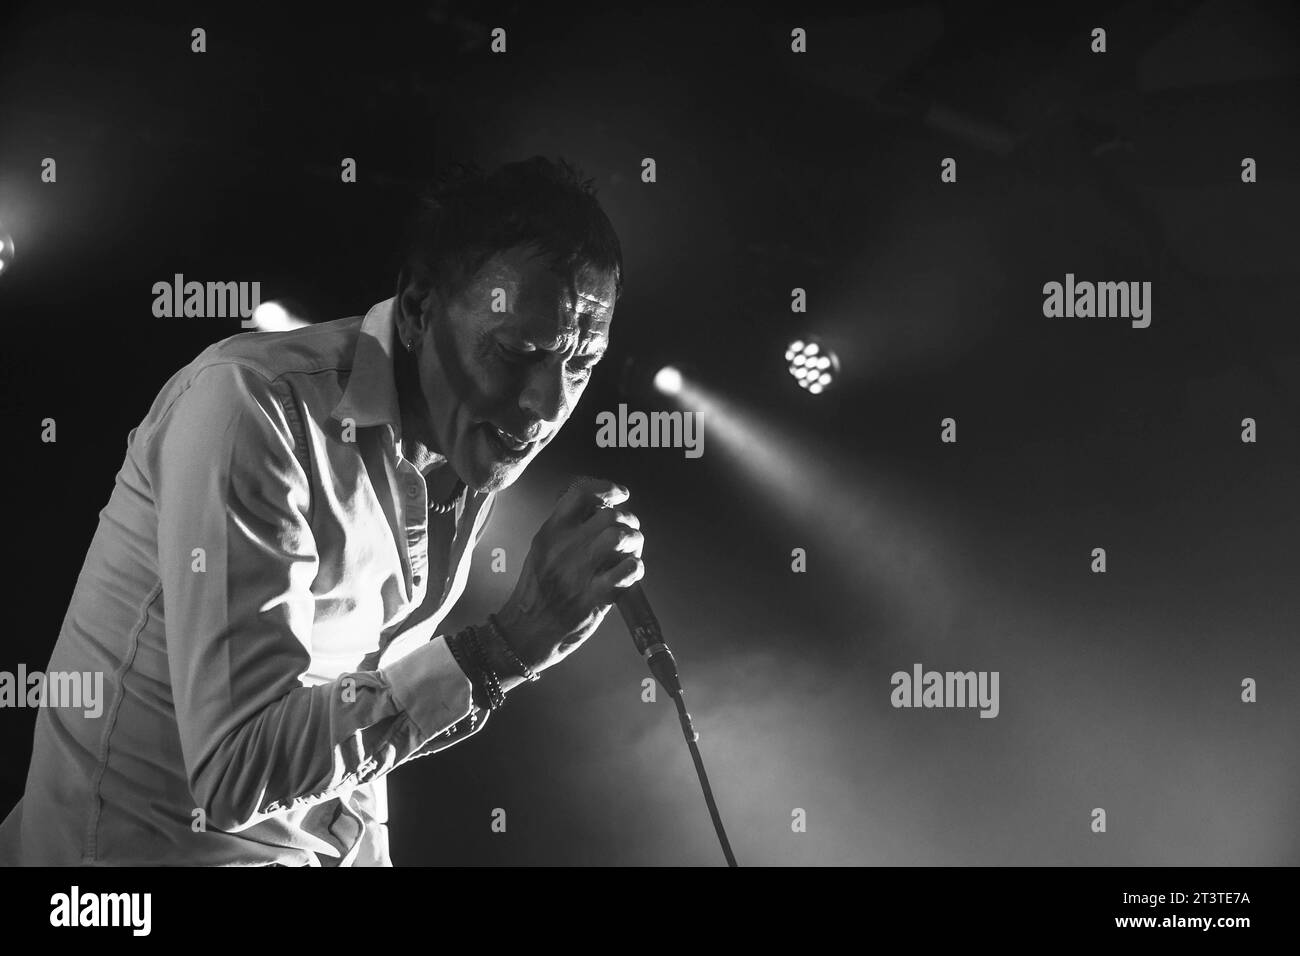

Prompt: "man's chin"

[455,425,544,494]
[460,454,528,495]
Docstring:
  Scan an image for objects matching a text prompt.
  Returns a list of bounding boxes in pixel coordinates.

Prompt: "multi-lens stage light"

[785,338,840,395]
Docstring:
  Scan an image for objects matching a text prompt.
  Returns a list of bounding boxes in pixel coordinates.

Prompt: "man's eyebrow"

[524,329,579,353]
[526,316,609,353]
[510,326,605,360]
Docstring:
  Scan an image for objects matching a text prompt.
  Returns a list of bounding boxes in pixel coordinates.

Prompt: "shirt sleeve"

[146,359,477,833]
[387,489,501,762]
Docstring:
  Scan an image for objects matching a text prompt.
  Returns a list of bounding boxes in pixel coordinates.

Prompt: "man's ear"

[395,266,439,341]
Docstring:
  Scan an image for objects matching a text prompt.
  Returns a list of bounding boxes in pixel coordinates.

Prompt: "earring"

[404,337,416,353]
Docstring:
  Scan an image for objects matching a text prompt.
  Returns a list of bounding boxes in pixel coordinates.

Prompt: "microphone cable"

[667,673,738,867]
[628,609,738,868]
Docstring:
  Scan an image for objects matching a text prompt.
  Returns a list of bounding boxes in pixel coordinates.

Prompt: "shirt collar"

[332,297,458,479]
[331,297,404,434]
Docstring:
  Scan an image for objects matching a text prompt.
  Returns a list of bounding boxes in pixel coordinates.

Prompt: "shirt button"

[406,483,419,498]
[413,574,422,586]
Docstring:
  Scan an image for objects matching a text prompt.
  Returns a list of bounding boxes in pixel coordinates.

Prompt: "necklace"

[430,480,465,516]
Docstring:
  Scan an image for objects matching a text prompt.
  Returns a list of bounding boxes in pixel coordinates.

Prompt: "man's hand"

[494,478,645,684]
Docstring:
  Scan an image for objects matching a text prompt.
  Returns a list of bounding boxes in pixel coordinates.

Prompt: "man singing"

[0,156,642,865]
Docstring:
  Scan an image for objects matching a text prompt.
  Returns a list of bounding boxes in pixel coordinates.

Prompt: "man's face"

[404,243,616,493]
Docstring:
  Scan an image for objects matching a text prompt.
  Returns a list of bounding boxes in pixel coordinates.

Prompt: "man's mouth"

[481,422,537,457]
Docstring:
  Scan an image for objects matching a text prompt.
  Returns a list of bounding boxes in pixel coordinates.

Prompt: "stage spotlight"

[786,338,840,393]
[249,300,308,332]
[0,227,13,277]
[653,365,684,396]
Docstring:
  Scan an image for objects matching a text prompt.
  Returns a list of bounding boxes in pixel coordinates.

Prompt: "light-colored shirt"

[1,297,495,866]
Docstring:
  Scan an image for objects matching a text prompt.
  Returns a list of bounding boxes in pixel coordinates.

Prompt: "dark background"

[1,0,1297,865]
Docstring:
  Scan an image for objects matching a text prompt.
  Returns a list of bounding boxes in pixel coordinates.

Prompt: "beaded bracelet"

[446,627,499,711]
[485,613,539,683]
[444,628,480,707]
[463,625,506,710]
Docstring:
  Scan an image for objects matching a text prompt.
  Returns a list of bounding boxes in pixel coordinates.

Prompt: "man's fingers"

[593,556,645,600]
[536,475,645,625]
[593,524,644,561]
[610,508,639,531]
[552,477,629,525]
[580,504,639,537]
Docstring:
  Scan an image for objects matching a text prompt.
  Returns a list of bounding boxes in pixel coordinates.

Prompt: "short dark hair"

[403,156,624,307]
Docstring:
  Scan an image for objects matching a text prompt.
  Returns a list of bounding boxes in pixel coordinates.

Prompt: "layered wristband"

[445,615,539,712]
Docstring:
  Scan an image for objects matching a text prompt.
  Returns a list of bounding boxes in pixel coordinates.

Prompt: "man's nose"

[518,359,566,429]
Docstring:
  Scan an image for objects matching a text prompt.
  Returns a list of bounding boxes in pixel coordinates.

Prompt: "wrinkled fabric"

[2,297,495,866]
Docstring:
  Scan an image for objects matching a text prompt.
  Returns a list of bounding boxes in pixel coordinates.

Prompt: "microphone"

[617,581,683,698]
[565,476,682,697]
